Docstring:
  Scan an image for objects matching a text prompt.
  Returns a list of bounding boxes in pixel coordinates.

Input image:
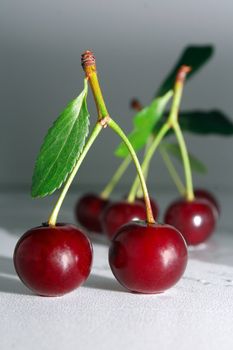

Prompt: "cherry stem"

[168,65,192,125]
[100,156,131,199]
[167,65,194,201]
[136,135,154,198]
[109,119,155,224]
[128,122,170,202]
[100,98,148,200]
[130,98,143,112]
[48,123,103,226]
[129,66,193,201]
[81,50,155,224]
[173,122,194,201]
[159,146,185,195]
[81,51,108,121]
[130,92,172,198]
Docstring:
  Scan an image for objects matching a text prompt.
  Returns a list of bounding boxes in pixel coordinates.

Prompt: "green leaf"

[154,110,233,136]
[133,91,172,129]
[115,128,152,158]
[157,45,214,96]
[163,142,207,174]
[178,110,233,135]
[31,79,90,198]
[115,91,172,158]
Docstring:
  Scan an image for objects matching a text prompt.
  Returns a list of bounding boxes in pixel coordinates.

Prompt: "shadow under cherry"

[84,273,126,293]
[0,256,32,296]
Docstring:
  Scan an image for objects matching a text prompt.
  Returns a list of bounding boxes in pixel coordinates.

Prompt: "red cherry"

[14,224,93,296]
[75,193,110,233]
[164,198,217,246]
[109,221,188,293]
[194,188,220,215]
[135,196,159,220]
[102,201,146,240]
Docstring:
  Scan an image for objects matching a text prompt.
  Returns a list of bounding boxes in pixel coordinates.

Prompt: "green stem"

[168,84,183,124]
[168,66,191,125]
[173,122,194,200]
[87,69,108,119]
[48,123,102,226]
[159,146,185,195]
[166,65,194,201]
[108,118,155,224]
[100,156,131,199]
[128,122,170,202]
[136,136,153,198]
[81,51,155,223]
[136,162,150,198]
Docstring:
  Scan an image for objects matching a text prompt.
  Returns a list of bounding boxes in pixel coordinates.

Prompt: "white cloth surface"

[0,192,233,350]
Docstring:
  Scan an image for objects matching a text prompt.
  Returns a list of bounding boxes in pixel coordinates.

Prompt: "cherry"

[75,193,110,233]
[194,188,220,215]
[109,221,188,293]
[135,196,159,220]
[164,198,217,246]
[102,201,147,240]
[14,224,93,296]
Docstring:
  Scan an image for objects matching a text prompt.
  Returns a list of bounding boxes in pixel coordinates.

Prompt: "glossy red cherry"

[109,221,188,293]
[164,198,217,246]
[75,193,110,233]
[194,188,220,215]
[136,196,159,220]
[14,224,93,296]
[102,201,146,240]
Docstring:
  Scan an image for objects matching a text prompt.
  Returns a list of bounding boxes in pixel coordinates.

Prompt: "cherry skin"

[136,196,159,220]
[164,198,217,246]
[75,193,110,233]
[14,224,93,296]
[109,221,188,293]
[194,188,220,215]
[102,200,147,240]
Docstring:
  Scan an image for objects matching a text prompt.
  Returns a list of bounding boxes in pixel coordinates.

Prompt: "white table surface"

[1,191,233,350]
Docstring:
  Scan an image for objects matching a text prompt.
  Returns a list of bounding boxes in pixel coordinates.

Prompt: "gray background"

[1,0,233,194]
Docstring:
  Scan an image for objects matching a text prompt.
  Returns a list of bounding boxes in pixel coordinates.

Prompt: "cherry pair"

[14,218,187,296]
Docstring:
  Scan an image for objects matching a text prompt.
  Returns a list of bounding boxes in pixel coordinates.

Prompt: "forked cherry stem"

[128,65,194,202]
[131,98,185,197]
[82,50,155,224]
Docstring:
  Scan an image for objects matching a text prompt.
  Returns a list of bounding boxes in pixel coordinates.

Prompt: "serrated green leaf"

[31,79,90,198]
[163,142,207,174]
[115,91,172,158]
[157,45,214,96]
